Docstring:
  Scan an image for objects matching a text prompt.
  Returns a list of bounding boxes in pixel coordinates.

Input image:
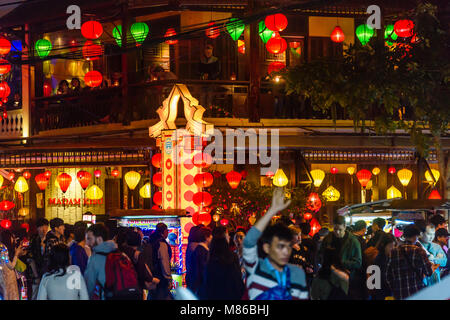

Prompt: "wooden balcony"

[0,108,24,138]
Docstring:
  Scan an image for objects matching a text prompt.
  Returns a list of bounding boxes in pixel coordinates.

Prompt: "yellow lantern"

[425,169,440,185]
[322,185,340,201]
[387,185,402,199]
[397,168,413,187]
[139,183,151,198]
[18,208,29,217]
[125,171,141,190]
[372,167,380,176]
[0,175,3,187]
[86,184,103,200]
[273,169,288,187]
[213,214,220,222]
[310,169,325,187]
[14,176,29,193]
[347,167,356,175]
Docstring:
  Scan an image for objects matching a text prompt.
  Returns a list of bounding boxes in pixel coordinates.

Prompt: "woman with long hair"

[0,230,23,300]
[37,243,88,300]
[371,233,397,300]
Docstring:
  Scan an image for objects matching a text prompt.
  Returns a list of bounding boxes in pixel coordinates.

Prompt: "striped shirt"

[243,227,308,300]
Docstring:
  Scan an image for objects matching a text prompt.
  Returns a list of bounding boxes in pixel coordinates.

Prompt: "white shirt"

[37,265,89,300]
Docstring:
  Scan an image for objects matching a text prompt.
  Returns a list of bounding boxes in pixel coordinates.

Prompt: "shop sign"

[48,198,103,206]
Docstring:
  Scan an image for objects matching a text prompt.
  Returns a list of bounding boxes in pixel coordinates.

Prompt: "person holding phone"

[0,230,26,300]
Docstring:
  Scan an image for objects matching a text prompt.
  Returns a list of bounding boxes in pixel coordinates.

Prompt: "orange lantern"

[152,153,162,168]
[0,38,11,56]
[356,169,372,189]
[197,213,212,226]
[164,28,178,45]
[153,172,163,187]
[7,171,14,180]
[304,212,313,220]
[265,13,288,32]
[266,33,287,54]
[111,169,119,177]
[76,170,92,190]
[194,172,214,188]
[57,173,72,193]
[23,171,31,180]
[306,192,322,212]
[428,189,442,200]
[84,71,103,88]
[0,81,11,105]
[226,171,242,189]
[0,59,11,75]
[35,173,49,191]
[193,191,212,207]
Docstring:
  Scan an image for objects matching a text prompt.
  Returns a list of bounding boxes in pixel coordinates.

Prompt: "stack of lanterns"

[0,37,11,118]
[80,20,104,88]
[151,153,162,209]
[192,152,213,226]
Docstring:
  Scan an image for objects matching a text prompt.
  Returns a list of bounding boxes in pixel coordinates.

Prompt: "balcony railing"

[0,109,23,137]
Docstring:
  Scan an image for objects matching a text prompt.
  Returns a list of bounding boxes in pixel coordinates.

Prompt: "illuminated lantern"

[0,59,11,75]
[258,21,273,44]
[322,186,340,201]
[164,28,178,45]
[266,33,287,54]
[248,215,256,225]
[7,171,14,180]
[139,183,151,199]
[428,189,442,200]
[76,170,92,190]
[310,169,325,187]
[0,82,11,105]
[0,219,11,229]
[372,167,380,176]
[84,71,103,88]
[86,184,103,200]
[356,169,372,188]
[220,218,229,226]
[23,171,31,180]
[290,41,300,49]
[57,173,72,193]
[397,168,412,187]
[198,213,211,226]
[226,18,245,41]
[309,218,321,237]
[355,24,374,45]
[44,170,51,179]
[268,61,286,75]
[394,20,414,38]
[21,223,29,232]
[112,25,123,47]
[206,22,220,39]
[388,167,396,175]
[35,39,52,58]
[152,153,162,168]
[273,169,288,187]
[330,167,338,174]
[94,170,101,178]
[125,171,141,190]
[153,191,162,205]
[82,40,103,61]
[306,192,322,212]
[35,173,49,190]
[193,153,212,168]
[18,208,29,217]
[0,175,3,187]
[43,82,52,97]
[226,171,242,189]
[266,171,274,178]
[304,212,313,220]
[265,13,288,32]
[14,176,29,193]
[384,24,398,46]
[194,172,213,188]
[131,22,149,45]
[0,38,11,55]
[193,191,212,207]
[111,169,119,177]
[237,40,245,54]
[0,200,15,211]
[81,21,103,40]
[152,172,163,187]
[330,26,345,43]
[347,167,356,175]
[425,169,440,185]
[387,185,402,199]
[213,214,220,222]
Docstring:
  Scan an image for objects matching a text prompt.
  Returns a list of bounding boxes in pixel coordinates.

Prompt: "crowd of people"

[0,188,448,300]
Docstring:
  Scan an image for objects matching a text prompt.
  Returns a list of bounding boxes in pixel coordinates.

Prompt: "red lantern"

[394,19,414,38]
[0,38,11,56]
[226,171,242,189]
[2,110,6,119]
[152,153,162,168]
[330,26,345,43]
[388,167,396,175]
[94,170,101,178]
[356,169,372,189]
[76,170,92,190]
[0,200,15,211]
[289,41,300,49]
[35,173,49,191]
[21,223,29,232]
[23,171,31,180]
[194,172,213,188]
[111,169,119,177]
[268,61,286,75]
[0,82,11,106]
[193,191,212,207]
[266,171,274,178]
[330,167,338,174]
[266,33,287,54]
[0,219,11,229]
[153,191,162,205]
[306,192,322,212]
[238,42,245,54]
[57,173,72,193]
[153,172,163,187]
[164,28,178,45]
[206,22,220,39]
[152,205,162,211]
[8,171,14,180]
[43,82,52,97]
[84,71,103,88]
[428,189,442,200]
[44,170,52,179]
[198,213,212,226]
[304,212,313,220]
[81,21,103,40]
[265,14,288,32]
[82,40,103,61]
[193,153,212,169]
[220,218,229,226]
[0,59,11,75]
[309,218,321,237]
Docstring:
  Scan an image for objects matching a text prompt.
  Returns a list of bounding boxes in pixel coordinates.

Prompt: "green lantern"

[384,24,398,46]
[226,18,245,41]
[258,21,273,44]
[35,39,52,58]
[356,24,375,45]
[131,22,149,45]
[113,25,122,47]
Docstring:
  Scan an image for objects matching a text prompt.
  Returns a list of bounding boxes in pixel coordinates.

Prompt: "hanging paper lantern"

[86,184,103,200]
[226,18,245,41]
[76,170,92,190]
[93,169,101,178]
[206,22,220,39]
[152,172,163,187]
[388,167,396,175]
[0,219,11,228]
[397,168,412,187]
[322,186,340,201]
[125,171,141,190]
[330,26,345,43]
[164,28,178,45]
[394,19,414,38]
[220,218,229,226]
[355,24,374,45]
[193,191,212,207]
[7,171,14,180]
[152,153,162,168]
[237,40,245,54]
[194,172,214,188]
[0,38,11,55]
[213,214,220,222]
[372,167,380,176]
[131,22,149,45]
[258,21,273,44]
[139,183,151,199]
[268,61,286,75]
[0,200,14,211]
[266,171,275,178]
[0,175,3,188]
[197,213,211,226]
[425,169,440,185]
[428,189,442,200]
[84,71,103,88]
[289,41,300,49]
[19,208,29,217]
[35,39,52,58]
[44,170,52,179]
[111,169,119,177]
[0,82,11,105]
[20,222,29,232]
[273,169,288,187]
[265,13,288,32]
[347,167,356,175]
[306,192,322,212]
[43,82,52,97]
[153,191,162,205]
[0,59,11,75]
[81,21,103,40]
[82,40,103,61]
[356,169,372,188]
[23,171,31,180]
[309,218,321,237]
[330,167,338,174]
[14,176,29,193]
[266,33,287,54]
[384,24,398,46]
[112,25,123,47]
[35,173,49,191]
[387,185,402,199]
[193,153,212,168]
[57,173,72,193]
[310,169,325,188]
[304,212,313,220]
[226,171,242,189]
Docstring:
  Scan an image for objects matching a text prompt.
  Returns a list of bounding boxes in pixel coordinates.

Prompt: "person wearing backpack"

[149,223,173,300]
